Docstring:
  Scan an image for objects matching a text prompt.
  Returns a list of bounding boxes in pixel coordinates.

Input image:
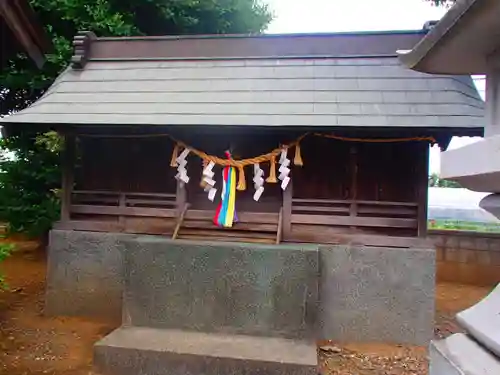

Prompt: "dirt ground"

[0,245,492,375]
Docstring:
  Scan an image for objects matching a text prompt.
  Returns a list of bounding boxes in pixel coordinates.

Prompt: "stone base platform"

[94,327,318,375]
[455,283,500,357]
[430,333,500,375]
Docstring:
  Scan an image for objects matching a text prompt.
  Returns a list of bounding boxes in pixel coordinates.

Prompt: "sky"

[265,0,485,174]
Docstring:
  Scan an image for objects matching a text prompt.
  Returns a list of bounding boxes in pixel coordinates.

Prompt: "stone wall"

[319,244,435,346]
[429,230,500,286]
[45,230,135,323]
[122,237,319,340]
[46,230,436,345]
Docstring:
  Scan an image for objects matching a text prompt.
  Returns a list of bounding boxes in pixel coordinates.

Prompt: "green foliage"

[0,0,272,237]
[428,173,462,188]
[35,131,65,153]
[0,243,15,289]
[427,0,456,6]
[1,0,272,115]
[428,219,500,233]
[0,135,61,237]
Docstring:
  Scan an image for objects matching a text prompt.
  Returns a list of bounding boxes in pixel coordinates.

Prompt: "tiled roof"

[1,31,484,131]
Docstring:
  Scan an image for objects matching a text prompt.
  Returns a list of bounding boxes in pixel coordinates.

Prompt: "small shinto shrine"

[1,28,485,375]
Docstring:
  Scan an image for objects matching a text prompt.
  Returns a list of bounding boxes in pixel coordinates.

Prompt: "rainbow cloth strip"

[213,164,238,228]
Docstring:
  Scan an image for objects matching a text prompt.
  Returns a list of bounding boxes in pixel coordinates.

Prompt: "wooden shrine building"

[1,29,484,247]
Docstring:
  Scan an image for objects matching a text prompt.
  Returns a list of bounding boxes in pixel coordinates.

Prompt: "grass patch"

[428,219,500,233]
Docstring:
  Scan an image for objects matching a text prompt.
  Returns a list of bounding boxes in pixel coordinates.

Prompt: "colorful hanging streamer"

[213,151,238,228]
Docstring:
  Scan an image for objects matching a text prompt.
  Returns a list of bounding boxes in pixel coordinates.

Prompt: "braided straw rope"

[77,132,435,169]
[314,133,436,143]
[171,133,308,168]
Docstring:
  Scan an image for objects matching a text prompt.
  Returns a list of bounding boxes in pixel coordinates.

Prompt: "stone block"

[319,244,435,346]
[431,234,445,248]
[444,248,460,262]
[456,283,500,356]
[45,230,134,322]
[122,238,319,340]
[475,237,490,251]
[490,251,500,265]
[430,333,500,375]
[94,327,318,375]
[477,250,492,265]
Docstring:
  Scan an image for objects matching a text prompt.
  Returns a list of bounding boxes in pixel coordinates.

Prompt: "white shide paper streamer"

[253,163,265,201]
[175,148,191,185]
[278,148,291,190]
[202,161,217,201]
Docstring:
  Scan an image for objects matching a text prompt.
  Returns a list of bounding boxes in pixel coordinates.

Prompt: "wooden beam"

[182,221,277,232]
[60,134,75,223]
[276,207,283,244]
[293,206,350,214]
[286,231,433,249]
[118,193,126,230]
[0,0,48,67]
[292,198,417,207]
[172,204,189,240]
[282,178,292,239]
[349,145,358,230]
[70,205,177,218]
[176,181,186,216]
[417,143,430,237]
[53,220,122,233]
[291,214,417,228]
[185,209,279,224]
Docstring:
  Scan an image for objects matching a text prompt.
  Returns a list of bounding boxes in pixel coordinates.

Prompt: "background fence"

[430,230,500,286]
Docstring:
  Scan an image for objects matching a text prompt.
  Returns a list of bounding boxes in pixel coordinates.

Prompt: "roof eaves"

[397,0,480,72]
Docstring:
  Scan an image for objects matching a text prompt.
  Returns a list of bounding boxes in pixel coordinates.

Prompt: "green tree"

[1,0,272,115]
[428,0,456,5]
[0,0,272,236]
[428,173,462,188]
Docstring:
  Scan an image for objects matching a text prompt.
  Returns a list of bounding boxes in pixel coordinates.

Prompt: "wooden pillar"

[282,178,292,239]
[176,180,186,216]
[60,133,76,222]
[118,193,126,231]
[349,145,358,230]
[417,143,430,238]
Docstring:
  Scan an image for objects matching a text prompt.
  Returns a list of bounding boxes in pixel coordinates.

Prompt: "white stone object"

[455,283,500,357]
[429,333,500,375]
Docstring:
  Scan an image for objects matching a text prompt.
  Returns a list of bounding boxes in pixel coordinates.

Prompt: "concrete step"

[94,326,318,375]
[429,333,500,375]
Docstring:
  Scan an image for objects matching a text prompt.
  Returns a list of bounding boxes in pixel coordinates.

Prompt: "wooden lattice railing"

[291,198,418,229]
[70,190,178,218]
[58,191,419,243]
